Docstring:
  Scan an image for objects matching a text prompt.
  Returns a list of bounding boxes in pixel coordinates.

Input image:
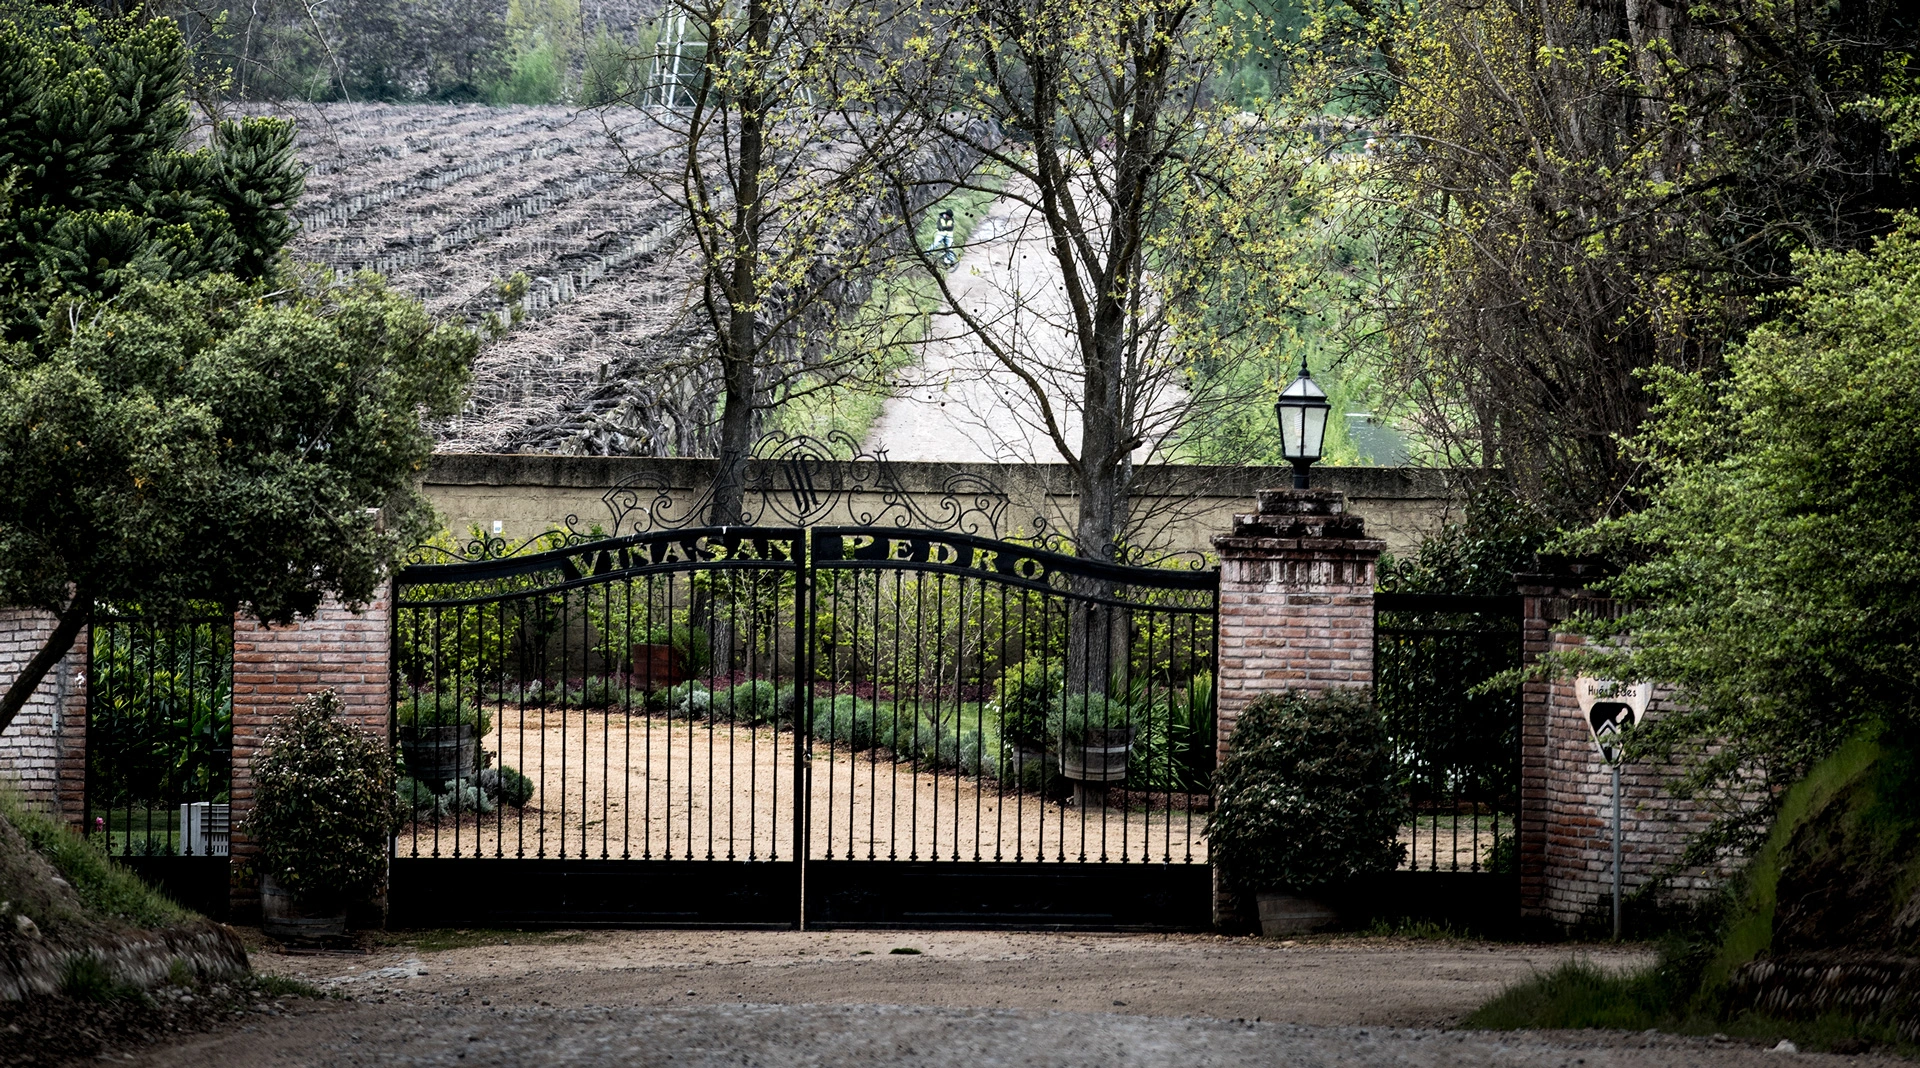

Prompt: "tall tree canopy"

[1304,0,1918,523]
[0,4,476,733]
[1573,214,1920,857]
[0,3,304,308]
[896,0,1309,560]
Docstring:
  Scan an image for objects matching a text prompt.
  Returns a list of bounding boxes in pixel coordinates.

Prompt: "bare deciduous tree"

[889,0,1308,562]
[1301,0,1917,523]
[603,0,962,524]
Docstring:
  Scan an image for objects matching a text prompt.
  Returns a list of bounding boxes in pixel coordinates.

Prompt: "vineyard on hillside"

[254,102,708,456]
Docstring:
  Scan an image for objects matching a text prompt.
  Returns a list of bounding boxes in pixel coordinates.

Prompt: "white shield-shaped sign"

[1575,676,1653,765]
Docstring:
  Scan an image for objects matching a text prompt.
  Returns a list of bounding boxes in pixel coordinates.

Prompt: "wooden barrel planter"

[399,724,479,786]
[259,873,347,941]
[1059,727,1133,783]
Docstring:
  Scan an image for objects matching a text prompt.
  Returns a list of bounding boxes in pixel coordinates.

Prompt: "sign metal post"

[1575,677,1652,941]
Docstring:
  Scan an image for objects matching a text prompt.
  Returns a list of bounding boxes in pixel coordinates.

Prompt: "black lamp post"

[1274,355,1331,489]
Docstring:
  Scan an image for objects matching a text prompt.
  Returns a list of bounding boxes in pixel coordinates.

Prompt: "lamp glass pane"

[1301,402,1328,460]
[1278,404,1305,459]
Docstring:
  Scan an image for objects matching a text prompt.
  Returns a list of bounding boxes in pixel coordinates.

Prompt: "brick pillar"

[228,588,392,919]
[1517,560,1722,931]
[0,608,90,827]
[1209,488,1385,930]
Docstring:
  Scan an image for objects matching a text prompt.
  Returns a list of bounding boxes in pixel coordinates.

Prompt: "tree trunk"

[0,589,88,738]
[1067,316,1136,698]
[704,0,771,529]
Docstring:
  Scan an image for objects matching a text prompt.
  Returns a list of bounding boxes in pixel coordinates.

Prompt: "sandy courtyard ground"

[118,931,1897,1067]
[403,712,1496,871]
[401,713,1207,865]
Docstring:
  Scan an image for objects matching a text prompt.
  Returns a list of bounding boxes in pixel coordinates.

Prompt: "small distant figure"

[928,208,957,267]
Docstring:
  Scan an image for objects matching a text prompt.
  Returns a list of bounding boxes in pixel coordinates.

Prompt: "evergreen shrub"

[1207,688,1408,892]
[245,690,401,909]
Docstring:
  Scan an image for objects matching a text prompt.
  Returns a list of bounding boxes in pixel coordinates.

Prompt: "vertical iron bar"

[794,529,814,928]
[644,575,656,860]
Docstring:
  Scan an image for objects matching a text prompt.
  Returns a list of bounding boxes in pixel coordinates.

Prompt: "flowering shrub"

[244,690,401,909]
[1207,689,1407,892]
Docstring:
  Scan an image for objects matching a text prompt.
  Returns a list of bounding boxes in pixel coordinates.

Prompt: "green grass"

[61,953,150,1004]
[369,928,589,952]
[1,789,190,930]
[1359,916,1468,941]
[1466,958,1917,1055]
[1467,959,1676,1031]
[773,170,1010,449]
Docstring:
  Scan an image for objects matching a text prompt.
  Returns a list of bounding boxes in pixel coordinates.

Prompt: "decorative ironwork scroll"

[409,431,1208,571]
[600,431,1041,540]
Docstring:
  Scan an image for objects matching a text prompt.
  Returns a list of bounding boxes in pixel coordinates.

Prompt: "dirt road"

[865,180,1180,467]
[119,931,1892,1067]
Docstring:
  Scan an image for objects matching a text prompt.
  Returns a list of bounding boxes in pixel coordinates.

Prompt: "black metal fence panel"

[1373,592,1521,875]
[85,613,234,917]
[806,529,1216,868]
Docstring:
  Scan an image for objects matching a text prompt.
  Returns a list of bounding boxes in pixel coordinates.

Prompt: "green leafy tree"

[0,5,476,734]
[1572,214,1920,857]
[1296,0,1918,523]
[0,4,302,308]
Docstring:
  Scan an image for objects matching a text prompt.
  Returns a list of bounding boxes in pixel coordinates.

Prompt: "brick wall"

[0,608,88,823]
[1518,565,1723,930]
[228,589,391,916]
[1531,633,1720,928]
[1211,487,1384,928]
[1212,488,1384,760]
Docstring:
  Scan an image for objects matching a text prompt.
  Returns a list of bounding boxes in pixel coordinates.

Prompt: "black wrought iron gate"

[388,527,1216,929]
[85,612,234,918]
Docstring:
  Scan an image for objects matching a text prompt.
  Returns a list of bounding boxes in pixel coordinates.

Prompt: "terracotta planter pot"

[1060,727,1133,783]
[259,873,347,941]
[630,643,690,687]
[399,724,478,785]
[1255,891,1341,937]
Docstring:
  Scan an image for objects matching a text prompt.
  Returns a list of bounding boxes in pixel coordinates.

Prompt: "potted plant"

[629,624,710,691]
[396,691,491,785]
[1051,692,1133,806]
[1206,688,1408,936]
[993,660,1060,787]
[245,690,402,940]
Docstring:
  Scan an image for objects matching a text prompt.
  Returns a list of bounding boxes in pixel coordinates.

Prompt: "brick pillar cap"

[1216,488,1380,547]
[1255,488,1345,516]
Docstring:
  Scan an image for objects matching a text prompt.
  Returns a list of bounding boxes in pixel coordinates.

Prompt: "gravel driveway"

[119,931,1896,1067]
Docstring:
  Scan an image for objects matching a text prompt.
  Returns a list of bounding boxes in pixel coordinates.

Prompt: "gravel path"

[865,180,1180,466]
[128,931,1882,1067]
[131,933,1889,1068]
[130,1001,1873,1068]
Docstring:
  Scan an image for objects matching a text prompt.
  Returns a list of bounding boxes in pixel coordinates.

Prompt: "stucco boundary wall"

[1517,563,1723,930]
[0,609,88,823]
[422,454,1463,560]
